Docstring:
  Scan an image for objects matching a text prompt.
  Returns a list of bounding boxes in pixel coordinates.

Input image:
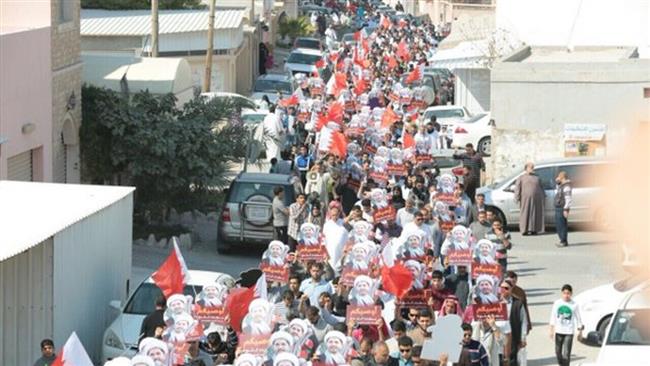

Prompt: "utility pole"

[203,0,216,92]
[151,0,159,57]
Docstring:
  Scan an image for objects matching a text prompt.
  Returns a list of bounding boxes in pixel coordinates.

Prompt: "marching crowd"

[35,1,585,366]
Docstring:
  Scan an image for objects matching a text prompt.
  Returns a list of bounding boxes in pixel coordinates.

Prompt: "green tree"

[278,17,315,42]
[80,85,252,223]
[81,0,205,10]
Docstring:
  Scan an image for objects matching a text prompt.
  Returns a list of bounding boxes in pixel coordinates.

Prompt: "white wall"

[0,238,54,366]
[454,68,490,114]
[496,0,650,48]
[489,59,650,180]
[53,194,133,362]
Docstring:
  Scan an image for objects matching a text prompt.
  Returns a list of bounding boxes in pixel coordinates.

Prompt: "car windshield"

[606,308,650,345]
[295,39,321,49]
[124,283,202,315]
[425,109,466,119]
[242,113,266,125]
[287,52,322,65]
[614,276,648,292]
[254,80,292,94]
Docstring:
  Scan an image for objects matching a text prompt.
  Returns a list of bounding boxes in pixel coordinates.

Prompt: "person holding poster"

[501,279,528,366]
[138,337,169,366]
[348,275,379,306]
[285,318,317,360]
[242,299,274,336]
[473,239,498,265]
[315,330,353,365]
[264,331,294,364]
[261,240,290,267]
[196,283,227,308]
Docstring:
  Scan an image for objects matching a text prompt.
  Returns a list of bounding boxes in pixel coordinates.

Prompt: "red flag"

[353,31,361,41]
[381,107,400,128]
[327,72,347,98]
[353,77,368,96]
[225,274,266,333]
[405,65,422,84]
[397,40,410,61]
[381,263,413,300]
[380,14,391,29]
[315,58,326,69]
[327,101,344,124]
[387,56,398,71]
[330,131,348,158]
[328,51,339,63]
[315,112,328,132]
[278,94,299,107]
[403,130,415,149]
[52,332,93,366]
[151,239,189,298]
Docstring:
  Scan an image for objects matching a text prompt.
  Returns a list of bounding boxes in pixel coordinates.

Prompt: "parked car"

[200,91,258,112]
[582,286,650,366]
[422,105,471,130]
[477,157,611,227]
[576,275,650,343]
[217,173,296,253]
[284,48,331,81]
[250,74,295,104]
[298,5,331,16]
[451,112,493,156]
[293,37,323,51]
[101,270,234,363]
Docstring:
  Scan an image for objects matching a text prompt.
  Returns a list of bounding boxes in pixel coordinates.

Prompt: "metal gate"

[7,150,33,181]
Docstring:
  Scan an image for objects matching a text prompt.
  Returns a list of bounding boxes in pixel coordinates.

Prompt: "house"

[490,46,650,180]
[80,8,258,95]
[0,181,134,365]
[0,0,82,183]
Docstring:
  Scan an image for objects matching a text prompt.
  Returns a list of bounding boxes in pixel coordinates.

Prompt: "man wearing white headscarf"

[349,275,377,306]
[262,240,290,266]
[242,298,273,335]
[404,260,427,290]
[475,274,500,304]
[319,331,350,365]
[196,283,227,307]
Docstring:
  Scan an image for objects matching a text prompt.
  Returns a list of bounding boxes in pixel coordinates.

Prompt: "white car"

[575,275,649,343]
[250,74,295,105]
[284,48,328,80]
[422,105,471,130]
[101,270,234,363]
[451,112,493,156]
[581,286,650,366]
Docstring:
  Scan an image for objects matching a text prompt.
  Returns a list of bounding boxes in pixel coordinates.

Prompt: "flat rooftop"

[505,46,638,63]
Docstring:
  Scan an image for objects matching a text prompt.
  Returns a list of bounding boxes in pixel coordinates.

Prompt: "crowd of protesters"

[84,0,586,365]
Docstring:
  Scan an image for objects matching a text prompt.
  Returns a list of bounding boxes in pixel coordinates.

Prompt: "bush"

[278,17,315,42]
[80,85,251,224]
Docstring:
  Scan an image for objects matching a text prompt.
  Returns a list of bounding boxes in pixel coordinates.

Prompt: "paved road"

[132,228,622,365]
[507,229,624,366]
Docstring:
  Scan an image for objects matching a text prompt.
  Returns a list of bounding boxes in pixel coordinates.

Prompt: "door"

[7,150,33,181]
[502,166,557,225]
[558,163,605,223]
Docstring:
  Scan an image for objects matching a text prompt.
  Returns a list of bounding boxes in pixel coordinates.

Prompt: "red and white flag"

[151,238,190,298]
[380,244,413,300]
[225,273,267,333]
[52,332,93,366]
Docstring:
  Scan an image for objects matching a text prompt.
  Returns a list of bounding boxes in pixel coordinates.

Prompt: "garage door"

[7,150,33,181]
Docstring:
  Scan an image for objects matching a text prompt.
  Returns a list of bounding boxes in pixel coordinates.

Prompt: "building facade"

[51,0,83,184]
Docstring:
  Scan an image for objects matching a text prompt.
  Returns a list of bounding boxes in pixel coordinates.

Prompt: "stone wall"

[51,0,82,183]
[133,209,220,250]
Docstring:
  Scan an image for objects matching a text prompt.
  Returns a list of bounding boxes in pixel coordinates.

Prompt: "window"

[228,182,294,205]
[287,52,322,65]
[559,163,609,189]
[254,80,292,94]
[534,166,558,190]
[124,283,202,315]
[606,308,650,346]
[58,0,74,24]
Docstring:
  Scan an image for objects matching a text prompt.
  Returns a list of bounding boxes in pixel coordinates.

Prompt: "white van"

[580,286,650,366]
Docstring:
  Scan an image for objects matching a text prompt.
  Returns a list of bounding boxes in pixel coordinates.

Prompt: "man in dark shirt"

[33,339,56,366]
[453,144,484,203]
[445,266,470,309]
[139,295,166,344]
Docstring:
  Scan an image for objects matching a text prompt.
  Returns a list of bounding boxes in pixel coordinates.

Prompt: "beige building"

[0,0,81,183]
[80,9,258,95]
[51,0,83,184]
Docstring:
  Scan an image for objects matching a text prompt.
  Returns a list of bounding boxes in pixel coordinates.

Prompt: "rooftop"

[504,46,638,63]
[0,181,134,262]
[81,9,245,36]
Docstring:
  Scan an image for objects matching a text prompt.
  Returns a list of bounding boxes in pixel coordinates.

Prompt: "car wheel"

[216,231,232,255]
[597,315,612,342]
[478,136,491,157]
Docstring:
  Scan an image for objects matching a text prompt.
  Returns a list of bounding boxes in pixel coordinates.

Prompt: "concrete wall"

[490,58,650,181]
[0,0,50,29]
[51,0,82,184]
[187,55,234,92]
[0,27,53,182]
[454,68,490,114]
